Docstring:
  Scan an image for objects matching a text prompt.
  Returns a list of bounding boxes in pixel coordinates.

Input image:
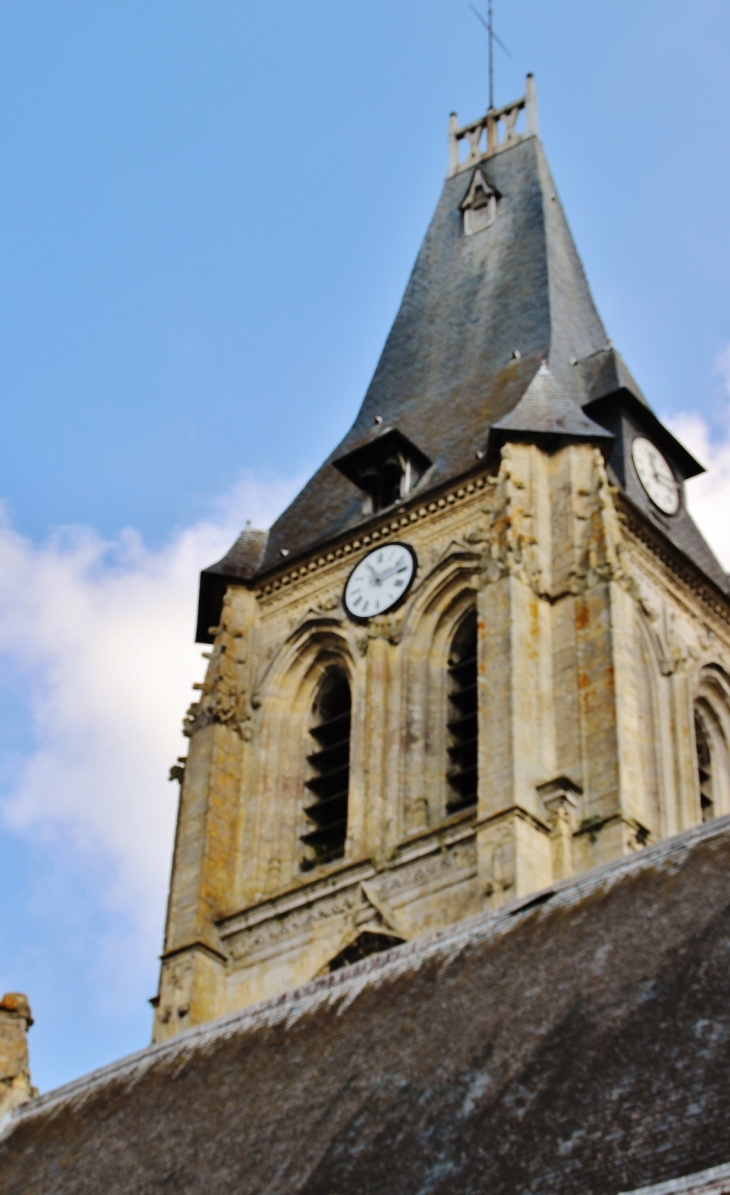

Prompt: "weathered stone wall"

[0,993,35,1121]
[153,441,730,1041]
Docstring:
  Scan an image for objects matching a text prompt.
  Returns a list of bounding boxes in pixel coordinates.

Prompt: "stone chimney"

[0,993,36,1120]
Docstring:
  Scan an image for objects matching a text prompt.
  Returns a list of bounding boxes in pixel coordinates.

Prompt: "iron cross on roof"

[469,1,511,110]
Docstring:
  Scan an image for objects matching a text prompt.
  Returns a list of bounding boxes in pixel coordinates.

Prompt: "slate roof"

[490,359,613,446]
[4,816,730,1194]
[198,124,728,638]
[260,134,609,568]
[195,524,268,642]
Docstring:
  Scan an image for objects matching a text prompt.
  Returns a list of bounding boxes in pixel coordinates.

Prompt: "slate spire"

[198,77,727,623]
[260,80,612,569]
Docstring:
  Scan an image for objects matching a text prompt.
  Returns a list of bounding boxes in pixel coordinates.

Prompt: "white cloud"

[665,352,730,572]
[0,471,299,1013]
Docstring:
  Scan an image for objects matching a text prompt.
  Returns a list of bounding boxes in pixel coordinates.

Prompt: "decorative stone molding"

[257,475,490,602]
[184,593,252,740]
[223,884,361,962]
[0,993,36,1122]
[354,613,403,656]
[220,830,476,965]
[574,812,651,851]
[482,825,516,900]
[466,446,545,592]
[168,760,186,784]
[567,454,626,596]
[538,777,582,881]
[376,838,476,901]
[620,500,730,627]
[156,953,195,1028]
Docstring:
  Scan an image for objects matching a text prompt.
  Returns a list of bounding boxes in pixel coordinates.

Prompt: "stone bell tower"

[152,77,730,1042]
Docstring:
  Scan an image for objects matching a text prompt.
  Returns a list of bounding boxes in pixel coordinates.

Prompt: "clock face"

[631,437,679,515]
[344,543,416,619]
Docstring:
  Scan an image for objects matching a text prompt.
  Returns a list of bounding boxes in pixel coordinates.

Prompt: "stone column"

[153,587,257,1042]
[538,777,581,880]
[360,630,392,860]
[476,445,555,907]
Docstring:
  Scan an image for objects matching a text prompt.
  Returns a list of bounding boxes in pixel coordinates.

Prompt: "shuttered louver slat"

[446,610,478,813]
[695,713,714,822]
[302,672,351,868]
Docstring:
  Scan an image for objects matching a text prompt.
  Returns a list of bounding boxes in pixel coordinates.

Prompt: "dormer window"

[334,427,432,515]
[460,169,497,235]
[359,448,410,512]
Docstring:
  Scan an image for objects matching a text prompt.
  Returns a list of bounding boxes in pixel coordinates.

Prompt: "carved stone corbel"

[537,776,582,881]
[183,594,251,739]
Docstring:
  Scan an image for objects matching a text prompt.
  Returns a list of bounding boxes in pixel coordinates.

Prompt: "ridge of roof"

[204,525,269,580]
[578,343,651,410]
[6,812,730,1137]
[622,1162,730,1195]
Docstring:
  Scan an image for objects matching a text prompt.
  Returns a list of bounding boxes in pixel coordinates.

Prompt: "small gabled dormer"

[334,427,432,515]
[460,169,498,235]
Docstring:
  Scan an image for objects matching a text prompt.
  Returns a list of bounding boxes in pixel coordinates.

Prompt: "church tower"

[152,78,730,1041]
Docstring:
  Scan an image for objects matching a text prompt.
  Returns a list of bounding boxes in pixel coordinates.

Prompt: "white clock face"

[344,543,416,619]
[631,437,679,515]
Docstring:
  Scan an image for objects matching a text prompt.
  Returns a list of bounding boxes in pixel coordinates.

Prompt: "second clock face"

[632,436,679,515]
[344,543,416,619]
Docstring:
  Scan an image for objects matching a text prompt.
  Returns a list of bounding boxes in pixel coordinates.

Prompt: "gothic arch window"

[446,609,478,812]
[301,667,351,869]
[693,668,730,823]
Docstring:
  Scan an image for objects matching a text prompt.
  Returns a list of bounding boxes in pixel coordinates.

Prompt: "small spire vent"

[460,169,497,235]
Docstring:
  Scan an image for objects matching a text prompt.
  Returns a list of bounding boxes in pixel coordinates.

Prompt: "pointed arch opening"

[693,667,730,824]
[446,608,478,812]
[301,668,351,869]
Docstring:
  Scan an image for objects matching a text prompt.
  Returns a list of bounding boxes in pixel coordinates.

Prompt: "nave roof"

[4,816,730,1194]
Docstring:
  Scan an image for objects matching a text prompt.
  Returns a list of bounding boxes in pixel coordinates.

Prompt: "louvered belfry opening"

[446,609,479,812]
[695,712,714,822]
[302,669,351,869]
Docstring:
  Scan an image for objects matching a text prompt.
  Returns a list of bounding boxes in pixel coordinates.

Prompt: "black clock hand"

[377,562,408,583]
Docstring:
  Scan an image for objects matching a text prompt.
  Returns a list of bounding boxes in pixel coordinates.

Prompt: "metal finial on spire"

[488,0,493,109]
[469,2,511,110]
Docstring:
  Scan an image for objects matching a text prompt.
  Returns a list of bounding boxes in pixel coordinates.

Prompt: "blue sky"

[0,0,729,1094]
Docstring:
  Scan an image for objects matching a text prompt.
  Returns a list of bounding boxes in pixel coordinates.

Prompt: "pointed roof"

[490,360,613,447]
[198,80,727,628]
[261,119,609,567]
[195,524,268,642]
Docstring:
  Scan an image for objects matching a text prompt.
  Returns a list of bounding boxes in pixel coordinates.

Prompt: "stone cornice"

[617,495,730,627]
[255,472,491,605]
[217,814,477,942]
